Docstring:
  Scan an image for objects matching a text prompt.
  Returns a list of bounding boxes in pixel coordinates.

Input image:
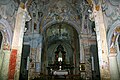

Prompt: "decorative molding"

[115,27,120,33]
[102,1,120,30]
[0,0,10,5]
[95,5,100,11]
[86,0,93,7]
[20,2,25,9]
[0,0,18,32]
[110,47,117,53]
[108,53,117,57]
[28,0,90,35]
[109,0,120,6]
[107,20,120,53]
[3,43,10,50]
[0,18,12,48]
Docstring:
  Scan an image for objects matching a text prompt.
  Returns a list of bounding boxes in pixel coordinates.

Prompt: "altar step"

[54,75,66,79]
[32,75,83,80]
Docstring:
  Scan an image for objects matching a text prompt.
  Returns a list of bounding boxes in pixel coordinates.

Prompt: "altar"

[47,44,74,78]
[53,70,68,75]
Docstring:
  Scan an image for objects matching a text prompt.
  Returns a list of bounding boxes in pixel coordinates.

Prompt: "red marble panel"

[8,49,17,80]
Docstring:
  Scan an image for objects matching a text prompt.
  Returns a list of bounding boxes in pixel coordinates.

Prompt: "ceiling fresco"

[27,0,89,32]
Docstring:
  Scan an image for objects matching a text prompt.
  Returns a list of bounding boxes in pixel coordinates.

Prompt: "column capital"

[110,47,117,53]
[17,4,31,22]
[109,47,117,57]
[20,2,25,9]
[3,43,11,50]
[115,27,120,33]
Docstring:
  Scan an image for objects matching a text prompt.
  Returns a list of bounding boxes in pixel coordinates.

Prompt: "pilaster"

[8,2,31,80]
[79,35,85,63]
[93,3,110,80]
[109,47,120,80]
[28,34,42,79]
[0,50,10,80]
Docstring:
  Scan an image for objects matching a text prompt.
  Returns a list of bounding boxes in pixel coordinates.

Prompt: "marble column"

[109,48,120,80]
[93,3,110,80]
[8,2,31,80]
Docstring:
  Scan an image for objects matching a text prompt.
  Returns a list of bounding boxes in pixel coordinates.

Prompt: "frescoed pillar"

[8,2,31,80]
[93,3,110,80]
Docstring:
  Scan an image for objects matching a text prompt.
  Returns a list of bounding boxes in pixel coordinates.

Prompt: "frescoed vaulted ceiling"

[27,0,84,30]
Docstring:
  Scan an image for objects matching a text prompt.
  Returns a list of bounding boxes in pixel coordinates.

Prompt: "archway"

[0,19,12,80]
[41,22,80,76]
[107,24,120,79]
[107,20,120,53]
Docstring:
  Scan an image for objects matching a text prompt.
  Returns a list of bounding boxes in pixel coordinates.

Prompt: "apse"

[41,22,80,75]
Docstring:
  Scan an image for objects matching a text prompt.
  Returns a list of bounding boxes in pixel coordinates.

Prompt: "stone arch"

[0,18,12,50]
[107,20,120,80]
[41,20,80,35]
[107,20,120,53]
[42,20,80,63]
[41,20,80,74]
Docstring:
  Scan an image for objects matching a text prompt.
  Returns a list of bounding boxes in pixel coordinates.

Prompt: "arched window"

[0,32,3,49]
